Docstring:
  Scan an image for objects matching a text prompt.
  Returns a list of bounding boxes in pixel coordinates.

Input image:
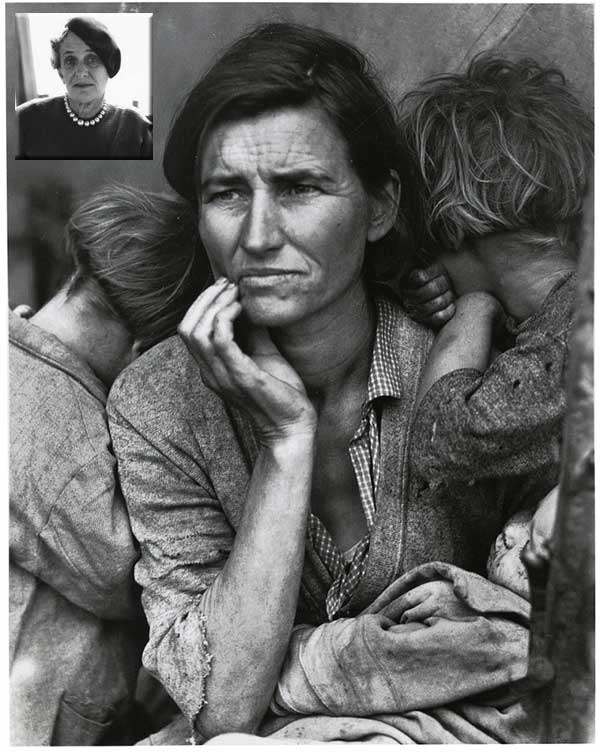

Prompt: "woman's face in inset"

[58,32,109,104]
[196,105,389,328]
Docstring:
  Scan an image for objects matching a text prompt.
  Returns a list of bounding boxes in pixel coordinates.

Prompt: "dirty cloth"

[141,561,537,745]
[267,561,535,742]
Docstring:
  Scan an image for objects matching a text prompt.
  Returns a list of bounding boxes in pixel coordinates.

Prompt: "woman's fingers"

[179,279,314,438]
[179,282,239,354]
[178,277,232,338]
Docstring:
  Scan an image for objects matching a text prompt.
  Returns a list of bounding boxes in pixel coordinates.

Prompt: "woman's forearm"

[195,430,315,738]
[416,292,501,408]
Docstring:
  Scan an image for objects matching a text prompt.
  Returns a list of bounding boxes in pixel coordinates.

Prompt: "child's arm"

[416,292,503,408]
[411,277,574,484]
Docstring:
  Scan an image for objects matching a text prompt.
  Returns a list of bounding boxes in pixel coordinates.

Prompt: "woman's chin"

[241,296,304,329]
[68,89,99,104]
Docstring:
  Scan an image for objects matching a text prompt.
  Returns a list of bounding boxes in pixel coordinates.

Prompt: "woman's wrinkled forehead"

[193,104,355,193]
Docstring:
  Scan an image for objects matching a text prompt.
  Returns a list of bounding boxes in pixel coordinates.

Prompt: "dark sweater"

[16,96,152,159]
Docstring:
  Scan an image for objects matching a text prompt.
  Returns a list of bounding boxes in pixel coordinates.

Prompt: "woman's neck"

[67,96,105,119]
[271,278,375,404]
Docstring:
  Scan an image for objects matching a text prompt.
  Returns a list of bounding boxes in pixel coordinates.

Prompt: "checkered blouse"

[307,296,404,619]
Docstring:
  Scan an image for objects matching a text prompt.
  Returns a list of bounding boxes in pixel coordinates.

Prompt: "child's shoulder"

[510,273,576,340]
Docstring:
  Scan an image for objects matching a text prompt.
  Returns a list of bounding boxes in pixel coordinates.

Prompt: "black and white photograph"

[6,2,594,746]
[13,11,152,158]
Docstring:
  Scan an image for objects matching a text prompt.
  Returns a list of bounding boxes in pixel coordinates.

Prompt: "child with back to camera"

[397,55,592,573]
[9,185,206,744]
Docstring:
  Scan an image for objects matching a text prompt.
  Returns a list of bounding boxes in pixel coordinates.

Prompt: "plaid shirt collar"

[363,294,404,410]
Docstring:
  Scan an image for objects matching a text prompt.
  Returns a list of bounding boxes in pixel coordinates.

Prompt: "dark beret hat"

[64,17,121,78]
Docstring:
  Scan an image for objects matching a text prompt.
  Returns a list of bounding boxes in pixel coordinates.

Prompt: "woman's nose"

[240,193,283,255]
[75,61,91,76]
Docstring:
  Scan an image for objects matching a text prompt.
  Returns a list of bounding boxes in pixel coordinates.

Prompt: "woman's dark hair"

[66,184,209,352]
[164,22,414,281]
[398,53,594,254]
[50,27,69,70]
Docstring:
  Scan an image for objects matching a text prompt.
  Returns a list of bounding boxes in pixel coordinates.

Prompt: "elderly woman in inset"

[16,16,152,158]
[108,23,548,744]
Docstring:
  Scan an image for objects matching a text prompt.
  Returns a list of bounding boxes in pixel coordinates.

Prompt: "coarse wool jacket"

[107,294,548,730]
[9,311,145,745]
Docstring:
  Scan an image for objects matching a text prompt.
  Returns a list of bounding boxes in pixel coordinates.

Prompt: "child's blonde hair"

[399,54,593,254]
[66,184,209,351]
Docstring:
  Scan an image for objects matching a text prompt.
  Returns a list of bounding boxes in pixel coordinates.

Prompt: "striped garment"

[307,296,404,619]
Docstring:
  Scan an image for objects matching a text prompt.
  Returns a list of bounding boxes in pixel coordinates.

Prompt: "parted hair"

[66,185,208,351]
[50,27,69,70]
[398,54,593,253]
[163,22,414,281]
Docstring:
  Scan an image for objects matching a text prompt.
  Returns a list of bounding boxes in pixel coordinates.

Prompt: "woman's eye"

[62,56,76,68]
[208,189,243,203]
[84,54,101,67]
[286,184,320,197]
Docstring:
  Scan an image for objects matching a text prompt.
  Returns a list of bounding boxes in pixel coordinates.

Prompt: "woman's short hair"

[66,185,208,352]
[164,22,414,281]
[50,16,121,77]
[398,54,593,253]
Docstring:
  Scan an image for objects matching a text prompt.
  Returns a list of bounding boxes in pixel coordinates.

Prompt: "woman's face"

[58,32,109,104]
[197,105,389,328]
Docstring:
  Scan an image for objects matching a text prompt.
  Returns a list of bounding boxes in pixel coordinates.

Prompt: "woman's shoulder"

[110,104,151,127]
[16,95,63,118]
[108,334,223,424]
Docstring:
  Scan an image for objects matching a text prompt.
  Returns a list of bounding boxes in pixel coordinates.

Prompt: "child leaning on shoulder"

[397,55,592,565]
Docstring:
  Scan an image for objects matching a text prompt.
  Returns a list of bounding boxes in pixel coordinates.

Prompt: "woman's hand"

[178,277,316,444]
[399,262,456,328]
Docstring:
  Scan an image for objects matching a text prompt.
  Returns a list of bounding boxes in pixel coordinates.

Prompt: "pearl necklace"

[64,95,108,127]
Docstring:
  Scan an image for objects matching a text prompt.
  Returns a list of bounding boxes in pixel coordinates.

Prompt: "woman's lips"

[239,271,301,287]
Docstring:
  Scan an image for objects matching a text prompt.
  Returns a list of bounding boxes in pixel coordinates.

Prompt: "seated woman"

[107,24,551,744]
[9,185,206,745]
[16,16,152,158]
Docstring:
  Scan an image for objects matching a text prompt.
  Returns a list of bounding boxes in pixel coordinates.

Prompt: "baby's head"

[487,509,532,599]
[399,54,593,258]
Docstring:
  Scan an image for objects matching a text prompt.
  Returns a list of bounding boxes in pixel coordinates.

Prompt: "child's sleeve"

[410,283,574,483]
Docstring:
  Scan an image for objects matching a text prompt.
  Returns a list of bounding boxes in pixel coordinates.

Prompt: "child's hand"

[399,262,456,328]
[522,486,559,570]
[392,580,476,625]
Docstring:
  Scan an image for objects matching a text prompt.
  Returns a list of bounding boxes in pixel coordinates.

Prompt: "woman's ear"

[367,171,401,243]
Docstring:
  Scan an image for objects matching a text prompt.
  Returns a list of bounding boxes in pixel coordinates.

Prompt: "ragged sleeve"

[107,361,235,731]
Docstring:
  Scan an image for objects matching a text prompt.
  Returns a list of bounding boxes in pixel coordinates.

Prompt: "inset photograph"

[15,12,152,159]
